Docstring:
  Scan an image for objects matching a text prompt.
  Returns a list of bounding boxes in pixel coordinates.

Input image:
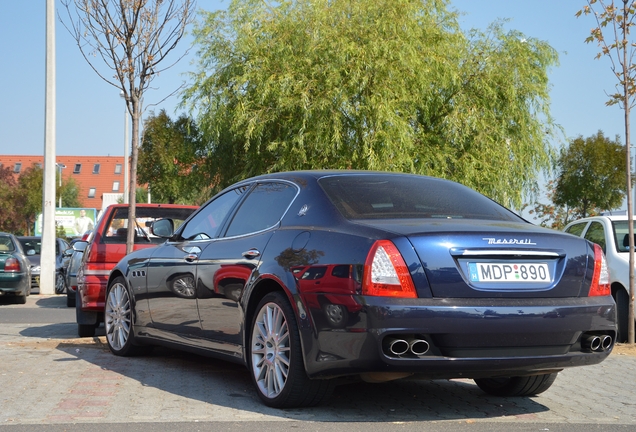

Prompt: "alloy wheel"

[250,302,291,399]
[105,282,132,351]
[55,273,66,294]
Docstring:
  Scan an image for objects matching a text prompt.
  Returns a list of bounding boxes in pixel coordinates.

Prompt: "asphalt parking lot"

[1,293,636,428]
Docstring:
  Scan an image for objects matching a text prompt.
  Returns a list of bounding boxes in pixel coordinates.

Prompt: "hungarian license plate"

[468,262,551,283]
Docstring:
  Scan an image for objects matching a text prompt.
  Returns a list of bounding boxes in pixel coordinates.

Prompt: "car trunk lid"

[358,219,591,298]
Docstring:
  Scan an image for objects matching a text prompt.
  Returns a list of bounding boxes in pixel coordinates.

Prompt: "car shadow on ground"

[0,292,67,308]
[33,295,68,308]
[23,332,551,422]
[12,318,551,422]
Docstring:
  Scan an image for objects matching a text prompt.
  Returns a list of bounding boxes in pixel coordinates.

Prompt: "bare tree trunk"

[59,0,195,254]
[126,97,141,255]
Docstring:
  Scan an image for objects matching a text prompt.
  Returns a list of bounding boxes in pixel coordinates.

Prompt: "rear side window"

[612,221,636,253]
[584,221,606,254]
[225,182,298,237]
[565,222,586,237]
[318,174,522,221]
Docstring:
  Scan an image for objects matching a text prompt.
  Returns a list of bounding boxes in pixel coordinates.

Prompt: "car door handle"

[184,253,199,263]
[242,249,261,259]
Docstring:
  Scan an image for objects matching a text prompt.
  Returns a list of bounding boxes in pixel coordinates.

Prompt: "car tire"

[78,323,96,338]
[104,276,151,356]
[14,294,27,305]
[616,288,629,343]
[474,372,558,397]
[55,272,66,294]
[66,291,76,308]
[248,291,333,408]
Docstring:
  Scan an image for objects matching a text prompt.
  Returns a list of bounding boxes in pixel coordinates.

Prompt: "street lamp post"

[120,92,129,204]
[56,163,66,207]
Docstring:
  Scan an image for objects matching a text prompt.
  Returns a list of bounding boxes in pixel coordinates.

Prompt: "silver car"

[17,237,70,294]
[65,240,88,307]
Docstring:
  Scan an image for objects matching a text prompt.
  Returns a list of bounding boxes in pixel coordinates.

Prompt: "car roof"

[229,170,459,189]
[568,215,629,224]
[105,203,198,209]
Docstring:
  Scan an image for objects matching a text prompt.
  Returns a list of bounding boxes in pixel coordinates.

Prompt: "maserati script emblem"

[482,238,537,245]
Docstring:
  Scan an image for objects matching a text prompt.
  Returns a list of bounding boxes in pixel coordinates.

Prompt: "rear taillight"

[589,243,610,297]
[4,257,21,272]
[363,240,417,298]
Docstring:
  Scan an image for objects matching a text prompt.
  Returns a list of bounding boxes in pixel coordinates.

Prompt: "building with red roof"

[1,155,130,210]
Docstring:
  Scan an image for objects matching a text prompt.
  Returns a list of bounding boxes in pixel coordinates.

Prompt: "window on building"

[113,181,120,192]
[74,164,82,174]
[13,163,22,173]
[88,188,96,198]
[115,164,122,174]
[93,164,100,174]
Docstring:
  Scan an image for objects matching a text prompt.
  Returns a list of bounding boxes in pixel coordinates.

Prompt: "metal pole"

[41,0,56,295]
[58,165,61,207]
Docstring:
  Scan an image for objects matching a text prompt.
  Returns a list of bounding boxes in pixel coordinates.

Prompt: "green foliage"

[554,131,626,218]
[526,131,626,229]
[0,164,82,235]
[0,166,21,233]
[136,186,148,204]
[138,110,211,204]
[14,165,45,235]
[183,0,559,208]
[59,176,82,208]
[523,180,580,230]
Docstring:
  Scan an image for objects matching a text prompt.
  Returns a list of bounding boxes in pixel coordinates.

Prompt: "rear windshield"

[18,238,41,255]
[318,174,523,221]
[102,207,196,244]
[0,236,15,252]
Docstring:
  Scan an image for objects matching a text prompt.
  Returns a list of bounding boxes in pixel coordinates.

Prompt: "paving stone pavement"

[1,295,635,426]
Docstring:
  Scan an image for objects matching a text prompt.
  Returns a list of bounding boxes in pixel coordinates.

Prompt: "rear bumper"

[300,295,616,379]
[0,273,29,294]
[78,273,108,311]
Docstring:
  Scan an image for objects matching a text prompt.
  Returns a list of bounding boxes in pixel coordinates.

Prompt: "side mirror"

[63,248,74,258]
[151,218,174,238]
[27,249,36,256]
[73,241,88,252]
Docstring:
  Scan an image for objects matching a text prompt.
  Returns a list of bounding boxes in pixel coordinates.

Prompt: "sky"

[0,0,629,210]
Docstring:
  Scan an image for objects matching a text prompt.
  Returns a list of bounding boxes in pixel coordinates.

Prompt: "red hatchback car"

[76,203,197,337]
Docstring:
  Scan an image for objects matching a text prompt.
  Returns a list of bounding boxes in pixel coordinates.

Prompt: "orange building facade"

[1,155,129,210]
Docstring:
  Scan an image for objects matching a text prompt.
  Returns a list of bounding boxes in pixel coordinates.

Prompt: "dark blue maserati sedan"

[104,171,616,408]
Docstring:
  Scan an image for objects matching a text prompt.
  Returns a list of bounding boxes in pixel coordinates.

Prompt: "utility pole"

[41,0,56,295]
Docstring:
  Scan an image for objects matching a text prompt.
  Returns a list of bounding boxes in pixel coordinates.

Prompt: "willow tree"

[183,0,559,208]
[60,0,195,253]
[578,0,636,344]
